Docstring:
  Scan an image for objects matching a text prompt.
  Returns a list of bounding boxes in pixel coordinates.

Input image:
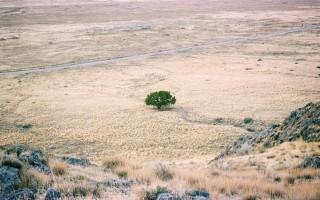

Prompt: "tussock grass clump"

[115,167,129,179]
[102,156,126,171]
[154,164,174,181]
[50,160,67,176]
[21,169,51,192]
[256,146,266,153]
[286,176,295,184]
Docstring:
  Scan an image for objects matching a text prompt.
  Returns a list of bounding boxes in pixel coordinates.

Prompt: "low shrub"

[155,164,174,181]
[50,160,67,176]
[102,156,125,171]
[244,118,253,124]
[144,186,171,200]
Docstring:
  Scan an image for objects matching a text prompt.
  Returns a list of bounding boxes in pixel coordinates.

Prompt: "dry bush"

[154,164,174,181]
[102,156,126,171]
[285,182,320,200]
[128,166,154,184]
[21,169,51,192]
[50,159,67,176]
[114,166,129,179]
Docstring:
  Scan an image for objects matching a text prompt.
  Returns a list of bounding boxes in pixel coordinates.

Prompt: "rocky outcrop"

[156,190,210,200]
[3,189,35,200]
[19,150,50,174]
[211,102,320,161]
[299,155,320,169]
[104,178,133,188]
[44,188,61,200]
[65,157,92,167]
[0,166,21,196]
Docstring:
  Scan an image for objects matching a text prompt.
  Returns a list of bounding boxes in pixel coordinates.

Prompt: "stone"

[19,150,50,174]
[299,155,320,169]
[157,193,181,200]
[104,178,133,188]
[0,166,21,195]
[3,189,35,200]
[44,188,61,200]
[66,157,92,166]
[182,190,210,200]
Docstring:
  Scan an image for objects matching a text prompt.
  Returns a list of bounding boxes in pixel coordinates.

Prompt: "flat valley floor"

[0,0,320,164]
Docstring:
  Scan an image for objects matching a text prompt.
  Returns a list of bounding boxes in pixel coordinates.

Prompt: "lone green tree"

[145,91,176,110]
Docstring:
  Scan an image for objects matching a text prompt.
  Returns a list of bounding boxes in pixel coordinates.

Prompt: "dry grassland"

[1,0,320,165]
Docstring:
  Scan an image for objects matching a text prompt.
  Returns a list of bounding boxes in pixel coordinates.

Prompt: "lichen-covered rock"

[19,150,50,174]
[182,190,210,200]
[104,178,133,188]
[157,193,181,200]
[299,155,320,169]
[44,188,61,200]
[0,166,21,196]
[2,188,35,200]
[211,102,320,162]
[66,157,92,166]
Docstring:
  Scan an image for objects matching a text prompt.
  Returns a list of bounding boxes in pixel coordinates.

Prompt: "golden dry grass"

[49,159,67,176]
[0,1,320,199]
[1,0,320,163]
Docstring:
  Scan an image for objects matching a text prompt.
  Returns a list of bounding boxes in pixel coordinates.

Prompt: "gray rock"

[19,150,50,174]
[4,146,17,155]
[3,189,35,200]
[182,190,210,200]
[157,193,181,200]
[16,146,27,157]
[299,155,320,169]
[0,166,21,195]
[210,102,320,162]
[44,188,61,200]
[104,178,133,188]
[66,157,92,166]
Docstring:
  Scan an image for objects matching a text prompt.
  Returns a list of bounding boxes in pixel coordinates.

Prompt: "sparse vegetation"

[102,156,126,171]
[154,164,174,181]
[50,160,67,176]
[144,186,171,200]
[2,157,23,169]
[145,91,176,110]
[244,118,253,124]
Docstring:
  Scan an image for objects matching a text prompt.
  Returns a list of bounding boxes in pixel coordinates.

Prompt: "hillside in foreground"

[1,102,319,199]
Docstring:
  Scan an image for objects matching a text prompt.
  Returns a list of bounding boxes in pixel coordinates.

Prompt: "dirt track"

[1,23,319,76]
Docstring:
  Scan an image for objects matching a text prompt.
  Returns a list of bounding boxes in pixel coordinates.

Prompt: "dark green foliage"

[73,186,89,197]
[144,186,171,200]
[2,158,23,170]
[244,118,253,124]
[16,124,32,129]
[145,91,176,110]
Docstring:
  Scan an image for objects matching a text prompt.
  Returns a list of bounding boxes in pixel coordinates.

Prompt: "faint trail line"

[1,23,319,76]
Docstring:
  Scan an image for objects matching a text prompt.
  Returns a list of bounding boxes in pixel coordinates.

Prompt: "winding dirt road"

[1,23,319,76]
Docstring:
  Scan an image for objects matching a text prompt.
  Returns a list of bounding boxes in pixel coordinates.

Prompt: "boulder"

[44,188,61,200]
[157,193,181,200]
[0,166,21,195]
[19,150,50,174]
[182,190,210,200]
[66,157,92,166]
[104,178,133,188]
[3,189,35,200]
[299,155,320,169]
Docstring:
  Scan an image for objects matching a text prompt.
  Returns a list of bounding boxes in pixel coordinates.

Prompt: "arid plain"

[1,0,320,164]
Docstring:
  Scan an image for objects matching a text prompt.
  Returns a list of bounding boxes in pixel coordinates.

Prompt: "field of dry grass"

[1,0,319,163]
[1,3,320,199]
